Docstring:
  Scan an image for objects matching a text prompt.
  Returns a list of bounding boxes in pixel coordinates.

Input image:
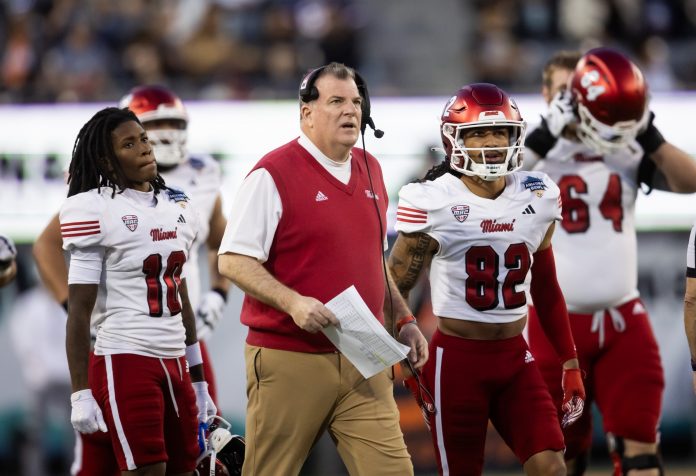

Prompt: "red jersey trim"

[61,220,100,238]
[397,206,427,216]
[62,231,101,238]
[397,206,427,223]
[61,220,100,228]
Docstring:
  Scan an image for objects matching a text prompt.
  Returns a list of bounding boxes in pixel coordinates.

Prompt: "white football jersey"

[161,155,221,310]
[60,187,199,358]
[687,222,696,277]
[395,171,561,323]
[532,137,642,311]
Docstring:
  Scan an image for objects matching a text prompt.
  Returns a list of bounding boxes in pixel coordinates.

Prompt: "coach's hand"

[289,295,340,333]
[70,389,107,434]
[561,367,585,428]
[192,381,217,424]
[398,324,428,370]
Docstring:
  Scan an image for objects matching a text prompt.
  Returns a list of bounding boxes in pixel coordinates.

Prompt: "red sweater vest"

[241,138,388,352]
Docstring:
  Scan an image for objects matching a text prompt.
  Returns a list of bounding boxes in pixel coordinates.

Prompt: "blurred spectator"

[558,0,609,43]
[1,14,35,96]
[470,0,523,89]
[39,19,112,102]
[121,32,167,86]
[0,0,366,102]
[637,35,678,91]
[2,0,696,101]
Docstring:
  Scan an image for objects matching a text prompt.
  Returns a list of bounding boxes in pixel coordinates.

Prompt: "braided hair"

[417,157,462,183]
[67,107,166,197]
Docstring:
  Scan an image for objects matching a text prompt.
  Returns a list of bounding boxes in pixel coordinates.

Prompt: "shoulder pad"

[60,190,106,250]
[399,180,450,213]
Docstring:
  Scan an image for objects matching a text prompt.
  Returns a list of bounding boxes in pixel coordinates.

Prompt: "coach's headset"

[299,65,384,139]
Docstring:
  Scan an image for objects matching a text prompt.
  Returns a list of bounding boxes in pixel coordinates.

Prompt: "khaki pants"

[243,344,413,476]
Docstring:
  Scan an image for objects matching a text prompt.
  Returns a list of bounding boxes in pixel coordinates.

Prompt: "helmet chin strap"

[461,169,500,182]
[464,155,509,180]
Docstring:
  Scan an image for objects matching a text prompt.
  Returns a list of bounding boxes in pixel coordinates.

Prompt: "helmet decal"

[570,48,648,154]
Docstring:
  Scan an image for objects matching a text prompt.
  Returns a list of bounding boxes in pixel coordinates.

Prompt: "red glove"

[403,371,436,430]
[561,368,586,428]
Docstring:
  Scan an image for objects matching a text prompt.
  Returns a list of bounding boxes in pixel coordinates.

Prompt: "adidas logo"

[177,214,186,224]
[632,302,645,315]
[524,350,535,363]
[522,204,536,215]
[315,191,328,202]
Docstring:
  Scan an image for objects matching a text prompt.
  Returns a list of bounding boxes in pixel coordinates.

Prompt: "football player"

[119,85,230,402]
[524,47,696,476]
[62,107,215,474]
[33,86,230,475]
[388,83,585,475]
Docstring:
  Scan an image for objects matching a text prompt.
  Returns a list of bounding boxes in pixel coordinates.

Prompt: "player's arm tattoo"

[388,232,437,298]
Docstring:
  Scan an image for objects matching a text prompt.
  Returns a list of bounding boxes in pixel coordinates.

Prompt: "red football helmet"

[195,417,245,476]
[440,83,526,180]
[119,85,188,166]
[570,47,648,153]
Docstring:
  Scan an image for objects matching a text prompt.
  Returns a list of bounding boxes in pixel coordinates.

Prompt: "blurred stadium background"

[1,0,696,474]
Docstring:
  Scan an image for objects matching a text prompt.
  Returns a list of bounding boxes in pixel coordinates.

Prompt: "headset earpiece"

[353,71,370,133]
[299,66,324,103]
[299,65,384,138]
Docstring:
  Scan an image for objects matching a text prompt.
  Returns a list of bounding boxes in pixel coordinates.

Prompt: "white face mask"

[576,103,646,154]
[443,121,527,180]
[146,129,188,166]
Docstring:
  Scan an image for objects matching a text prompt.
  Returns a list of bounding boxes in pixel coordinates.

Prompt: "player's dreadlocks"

[417,157,463,182]
[67,107,166,197]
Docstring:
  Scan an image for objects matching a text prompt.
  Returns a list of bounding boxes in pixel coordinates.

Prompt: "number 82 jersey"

[395,171,561,323]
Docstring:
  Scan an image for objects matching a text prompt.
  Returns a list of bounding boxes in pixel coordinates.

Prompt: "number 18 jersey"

[60,187,199,358]
[395,171,561,323]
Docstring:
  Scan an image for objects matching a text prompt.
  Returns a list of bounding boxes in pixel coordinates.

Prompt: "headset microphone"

[366,117,385,138]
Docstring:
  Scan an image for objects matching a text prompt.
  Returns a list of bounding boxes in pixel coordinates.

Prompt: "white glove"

[0,235,16,267]
[70,389,107,434]
[545,90,576,138]
[196,290,226,341]
[192,381,217,425]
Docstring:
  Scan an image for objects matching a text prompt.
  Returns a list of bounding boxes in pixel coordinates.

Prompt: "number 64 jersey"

[395,171,561,323]
[60,187,199,358]
[533,139,642,311]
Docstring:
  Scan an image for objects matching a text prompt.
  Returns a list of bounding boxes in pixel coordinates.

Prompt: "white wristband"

[186,342,203,367]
